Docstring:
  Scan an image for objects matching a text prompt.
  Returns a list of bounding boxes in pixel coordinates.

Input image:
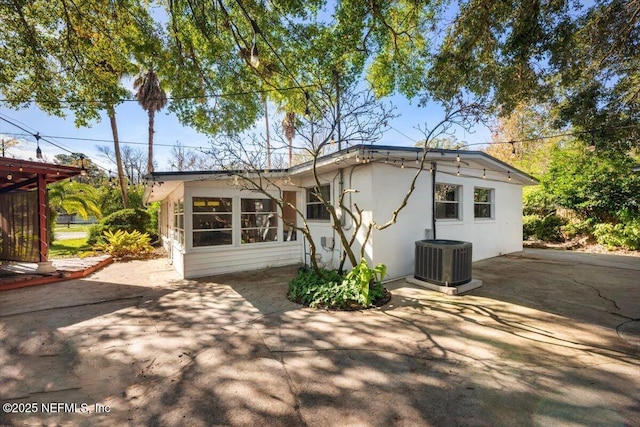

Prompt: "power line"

[33,134,208,150]
[0,114,113,173]
[0,84,318,105]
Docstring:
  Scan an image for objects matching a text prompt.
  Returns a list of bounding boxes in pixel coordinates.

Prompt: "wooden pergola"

[0,158,82,271]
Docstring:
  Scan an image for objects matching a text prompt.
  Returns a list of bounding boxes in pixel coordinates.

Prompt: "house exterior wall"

[153,157,526,280]
[433,166,524,262]
[157,182,186,278]
[175,180,304,279]
[299,162,524,280]
[369,163,433,280]
[296,166,376,271]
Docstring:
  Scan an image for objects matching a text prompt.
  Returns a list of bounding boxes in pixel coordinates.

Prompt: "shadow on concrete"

[1,255,639,426]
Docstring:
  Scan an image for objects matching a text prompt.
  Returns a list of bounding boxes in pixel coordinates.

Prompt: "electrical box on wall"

[321,236,335,250]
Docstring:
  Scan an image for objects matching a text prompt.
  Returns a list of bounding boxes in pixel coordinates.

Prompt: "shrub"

[288,260,387,309]
[561,218,594,240]
[523,215,542,240]
[523,214,565,242]
[94,229,153,258]
[88,208,156,245]
[593,218,640,250]
[523,186,555,216]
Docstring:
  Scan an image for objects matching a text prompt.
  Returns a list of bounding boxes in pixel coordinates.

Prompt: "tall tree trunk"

[108,105,129,208]
[263,95,271,169]
[148,109,154,174]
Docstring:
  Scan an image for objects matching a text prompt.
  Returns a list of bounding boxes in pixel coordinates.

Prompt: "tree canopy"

[428,0,640,151]
[0,0,637,153]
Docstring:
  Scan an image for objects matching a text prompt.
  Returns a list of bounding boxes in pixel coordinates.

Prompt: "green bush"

[523,214,566,242]
[288,260,387,309]
[561,218,594,240]
[593,218,640,250]
[88,208,156,245]
[94,229,153,258]
[523,186,555,216]
[523,215,542,240]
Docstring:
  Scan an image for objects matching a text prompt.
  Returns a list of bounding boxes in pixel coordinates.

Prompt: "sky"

[0,0,499,173]
[0,93,493,174]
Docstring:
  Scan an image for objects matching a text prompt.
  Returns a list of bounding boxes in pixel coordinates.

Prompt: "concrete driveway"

[0,249,638,426]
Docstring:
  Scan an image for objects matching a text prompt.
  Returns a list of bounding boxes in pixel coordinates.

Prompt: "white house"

[143,145,537,280]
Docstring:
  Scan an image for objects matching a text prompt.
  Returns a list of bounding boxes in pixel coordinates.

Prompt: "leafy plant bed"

[288,286,392,311]
[287,261,392,310]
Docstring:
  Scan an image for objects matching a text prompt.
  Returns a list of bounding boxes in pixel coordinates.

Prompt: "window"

[173,200,184,245]
[474,188,493,219]
[306,184,331,221]
[282,191,297,241]
[435,184,460,219]
[241,198,278,244]
[192,197,233,247]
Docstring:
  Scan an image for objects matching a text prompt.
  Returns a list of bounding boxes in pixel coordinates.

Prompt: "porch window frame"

[173,199,185,246]
[240,197,279,244]
[192,196,234,247]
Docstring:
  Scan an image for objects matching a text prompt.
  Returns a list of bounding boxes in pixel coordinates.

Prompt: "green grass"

[49,238,94,259]
[53,223,93,233]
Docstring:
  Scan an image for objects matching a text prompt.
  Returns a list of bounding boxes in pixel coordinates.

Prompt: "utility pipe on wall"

[431,162,437,239]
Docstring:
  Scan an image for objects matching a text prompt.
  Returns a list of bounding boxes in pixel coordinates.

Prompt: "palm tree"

[49,181,102,221]
[48,180,102,242]
[282,111,296,167]
[133,68,167,174]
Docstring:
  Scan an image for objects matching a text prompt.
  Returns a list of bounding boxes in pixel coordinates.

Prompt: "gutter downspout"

[431,162,437,239]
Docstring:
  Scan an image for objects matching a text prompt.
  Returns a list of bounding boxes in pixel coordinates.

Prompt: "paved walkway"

[0,249,638,426]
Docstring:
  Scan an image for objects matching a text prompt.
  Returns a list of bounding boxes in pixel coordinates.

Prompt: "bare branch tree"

[202,82,485,277]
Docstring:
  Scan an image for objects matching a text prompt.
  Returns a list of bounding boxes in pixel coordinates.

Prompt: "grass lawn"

[49,238,94,258]
[53,223,93,233]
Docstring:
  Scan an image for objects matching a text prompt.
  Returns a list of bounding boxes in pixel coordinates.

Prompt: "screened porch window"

[173,200,184,245]
[241,198,278,244]
[192,197,233,247]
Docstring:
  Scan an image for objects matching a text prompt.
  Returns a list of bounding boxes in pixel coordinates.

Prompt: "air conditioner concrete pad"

[405,276,483,295]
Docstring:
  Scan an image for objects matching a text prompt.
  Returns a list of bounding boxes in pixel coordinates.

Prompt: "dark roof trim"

[144,144,537,183]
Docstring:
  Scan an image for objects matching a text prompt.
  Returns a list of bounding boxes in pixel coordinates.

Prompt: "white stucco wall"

[156,158,526,280]
[369,163,433,280]
[299,162,524,280]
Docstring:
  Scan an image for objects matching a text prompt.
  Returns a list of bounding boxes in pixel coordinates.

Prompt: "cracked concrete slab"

[0,249,638,426]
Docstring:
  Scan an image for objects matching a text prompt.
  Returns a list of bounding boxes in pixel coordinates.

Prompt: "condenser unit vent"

[414,240,472,286]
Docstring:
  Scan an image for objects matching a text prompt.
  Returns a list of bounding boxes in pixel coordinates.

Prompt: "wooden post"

[36,172,56,273]
[37,172,48,262]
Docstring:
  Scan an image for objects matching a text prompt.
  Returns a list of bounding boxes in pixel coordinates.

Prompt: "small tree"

[207,82,481,276]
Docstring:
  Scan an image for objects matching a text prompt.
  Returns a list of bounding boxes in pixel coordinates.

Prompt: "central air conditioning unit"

[415,240,472,286]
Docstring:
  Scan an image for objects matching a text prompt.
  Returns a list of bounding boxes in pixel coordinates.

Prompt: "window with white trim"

[173,200,184,245]
[192,197,233,247]
[435,184,461,219]
[241,198,278,243]
[474,187,494,219]
[306,184,331,221]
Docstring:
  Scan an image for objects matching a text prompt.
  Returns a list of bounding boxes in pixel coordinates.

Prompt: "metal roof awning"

[0,158,81,193]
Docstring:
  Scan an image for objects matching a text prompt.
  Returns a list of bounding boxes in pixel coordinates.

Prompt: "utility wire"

[0,84,318,105]
[0,114,113,174]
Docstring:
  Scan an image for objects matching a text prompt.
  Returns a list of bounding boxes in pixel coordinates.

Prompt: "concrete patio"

[0,248,638,426]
